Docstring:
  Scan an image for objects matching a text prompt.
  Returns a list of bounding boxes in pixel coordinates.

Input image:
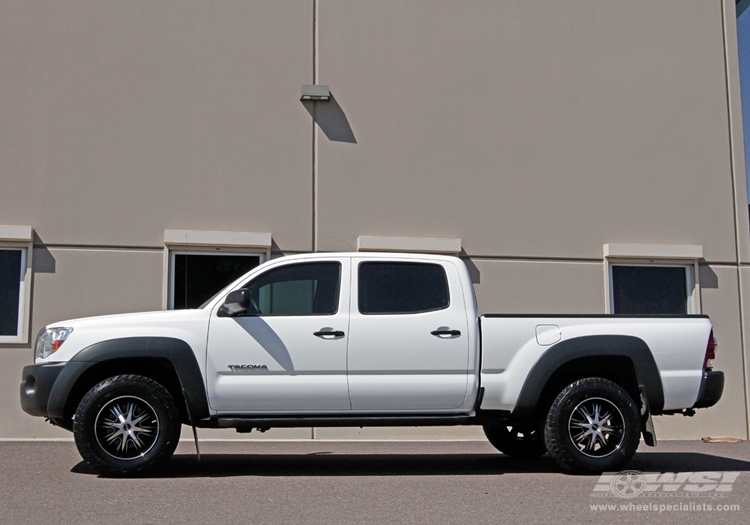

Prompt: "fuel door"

[535,324,561,346]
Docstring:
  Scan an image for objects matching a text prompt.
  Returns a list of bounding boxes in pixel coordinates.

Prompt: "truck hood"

[37,308,211,364]
[47,308,205,330]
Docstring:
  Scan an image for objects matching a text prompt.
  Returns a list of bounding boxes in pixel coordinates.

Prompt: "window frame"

[356,260,451,315]
[166,248,265,310]
[162,229,272,310]
[605,259,699,315]
[239,261,343,317]
[0,225,34,344]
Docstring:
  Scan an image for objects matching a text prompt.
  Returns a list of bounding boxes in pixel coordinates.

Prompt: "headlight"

[35,327,74,360]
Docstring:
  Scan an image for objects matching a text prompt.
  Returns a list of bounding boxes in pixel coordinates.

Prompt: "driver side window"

[242,262,341,316]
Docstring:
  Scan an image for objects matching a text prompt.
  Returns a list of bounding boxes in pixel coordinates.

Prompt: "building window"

[610,264,692,314]
[169,252,262,309]
[0,225,33,344]
[0,248,27,337]
[358,262,449,314]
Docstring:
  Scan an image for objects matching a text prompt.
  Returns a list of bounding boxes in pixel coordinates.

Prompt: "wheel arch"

[48,337,209,425]
[512,335,664,417]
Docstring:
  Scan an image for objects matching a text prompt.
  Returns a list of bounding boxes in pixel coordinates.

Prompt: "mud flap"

[639,385,657,447]
[183,388,201,461]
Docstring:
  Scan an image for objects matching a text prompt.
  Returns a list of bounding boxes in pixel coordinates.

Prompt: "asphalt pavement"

[1,439,749,525]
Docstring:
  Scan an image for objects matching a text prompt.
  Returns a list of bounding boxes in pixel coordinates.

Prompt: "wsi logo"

[592,471,740,499]
[228,364,269,372]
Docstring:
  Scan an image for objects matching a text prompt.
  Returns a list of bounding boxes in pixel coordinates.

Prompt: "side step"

[216,414,476,430]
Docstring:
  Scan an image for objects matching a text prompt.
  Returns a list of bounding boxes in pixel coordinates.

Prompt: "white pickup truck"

[21,252,723,476]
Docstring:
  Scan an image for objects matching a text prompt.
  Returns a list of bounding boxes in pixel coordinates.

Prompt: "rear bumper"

[20,362,66,418]
[693,370,724,409]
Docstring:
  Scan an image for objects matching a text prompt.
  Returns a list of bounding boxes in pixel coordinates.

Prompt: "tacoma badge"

[228,364,269,372]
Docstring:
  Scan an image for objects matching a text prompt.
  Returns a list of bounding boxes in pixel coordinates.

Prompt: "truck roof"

[269,251,461,262]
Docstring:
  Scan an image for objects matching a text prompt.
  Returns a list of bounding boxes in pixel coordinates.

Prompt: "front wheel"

[544,377,641,474]
[73,374,181,476]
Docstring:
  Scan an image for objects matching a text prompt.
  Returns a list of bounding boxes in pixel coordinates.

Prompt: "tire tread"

[544,377,641,474]
[73,374,181,477]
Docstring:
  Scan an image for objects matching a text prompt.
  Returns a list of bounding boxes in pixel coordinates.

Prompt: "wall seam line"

[721,0,750,439]
[312,0,318,254]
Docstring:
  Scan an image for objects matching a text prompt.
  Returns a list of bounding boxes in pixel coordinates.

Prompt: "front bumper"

[693,370,724,409]
[20,362,66,418]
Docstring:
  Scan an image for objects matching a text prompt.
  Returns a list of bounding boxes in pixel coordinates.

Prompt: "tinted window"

[0,249,22,335]
[243,262,341,316]
[612,265,687,314]
[359,262,449,314]
[173,253,261,309]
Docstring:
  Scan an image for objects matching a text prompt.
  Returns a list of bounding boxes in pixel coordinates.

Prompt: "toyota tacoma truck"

[20,252,724,475]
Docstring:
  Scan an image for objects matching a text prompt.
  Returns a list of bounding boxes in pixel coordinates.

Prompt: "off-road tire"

[544,377,641,474]
[73,374,181,477]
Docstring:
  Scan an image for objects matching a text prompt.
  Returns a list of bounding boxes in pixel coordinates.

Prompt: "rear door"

[346,258,470,411]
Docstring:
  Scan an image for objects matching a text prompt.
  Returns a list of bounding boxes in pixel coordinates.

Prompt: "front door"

[206,258,351,412]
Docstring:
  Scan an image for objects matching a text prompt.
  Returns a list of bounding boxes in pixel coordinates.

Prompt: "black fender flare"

[512,335,664,416]
[47,337,209,421]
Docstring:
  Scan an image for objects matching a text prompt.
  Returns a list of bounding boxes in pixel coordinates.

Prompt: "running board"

[216,414,476,430]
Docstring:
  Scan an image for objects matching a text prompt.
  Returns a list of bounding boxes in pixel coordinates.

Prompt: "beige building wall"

[1,0,749,441]
[316,1,740,262]
[1,1,315,438]
[0,1,314,249]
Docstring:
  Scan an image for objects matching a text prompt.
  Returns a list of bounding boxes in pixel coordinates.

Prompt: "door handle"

[314,330,345,337]
[431,329,461,337]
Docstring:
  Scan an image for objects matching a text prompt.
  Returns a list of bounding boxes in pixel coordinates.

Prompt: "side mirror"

[218,289,251,317]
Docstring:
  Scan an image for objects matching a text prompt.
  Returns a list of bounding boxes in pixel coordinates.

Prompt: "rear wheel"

[544,377,641,474]
[483,421,547,458]
[74,374,181,476]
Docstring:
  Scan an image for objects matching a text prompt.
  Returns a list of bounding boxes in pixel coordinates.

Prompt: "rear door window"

[358,262,449,314]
